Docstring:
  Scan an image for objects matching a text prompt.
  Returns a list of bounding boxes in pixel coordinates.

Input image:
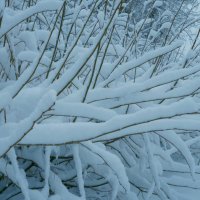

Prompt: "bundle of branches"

[1,0,200,199]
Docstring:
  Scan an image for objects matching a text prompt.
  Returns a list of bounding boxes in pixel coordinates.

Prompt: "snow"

[19,98,199,145]
[0,47,11,78]
[1,0,200,199]
[0,0,62,39]
[50,101,117,121]
[42,147,52,198]
[18,31,38,51]
[50,0,121,94]
[7,148,31,200]
[83,142,130,193]
[156,131,195,179]
[0,90,56,157]
[86,64,200,103]
[99,41,183,87]
[153,1,163,7]
[72,144,86,199]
